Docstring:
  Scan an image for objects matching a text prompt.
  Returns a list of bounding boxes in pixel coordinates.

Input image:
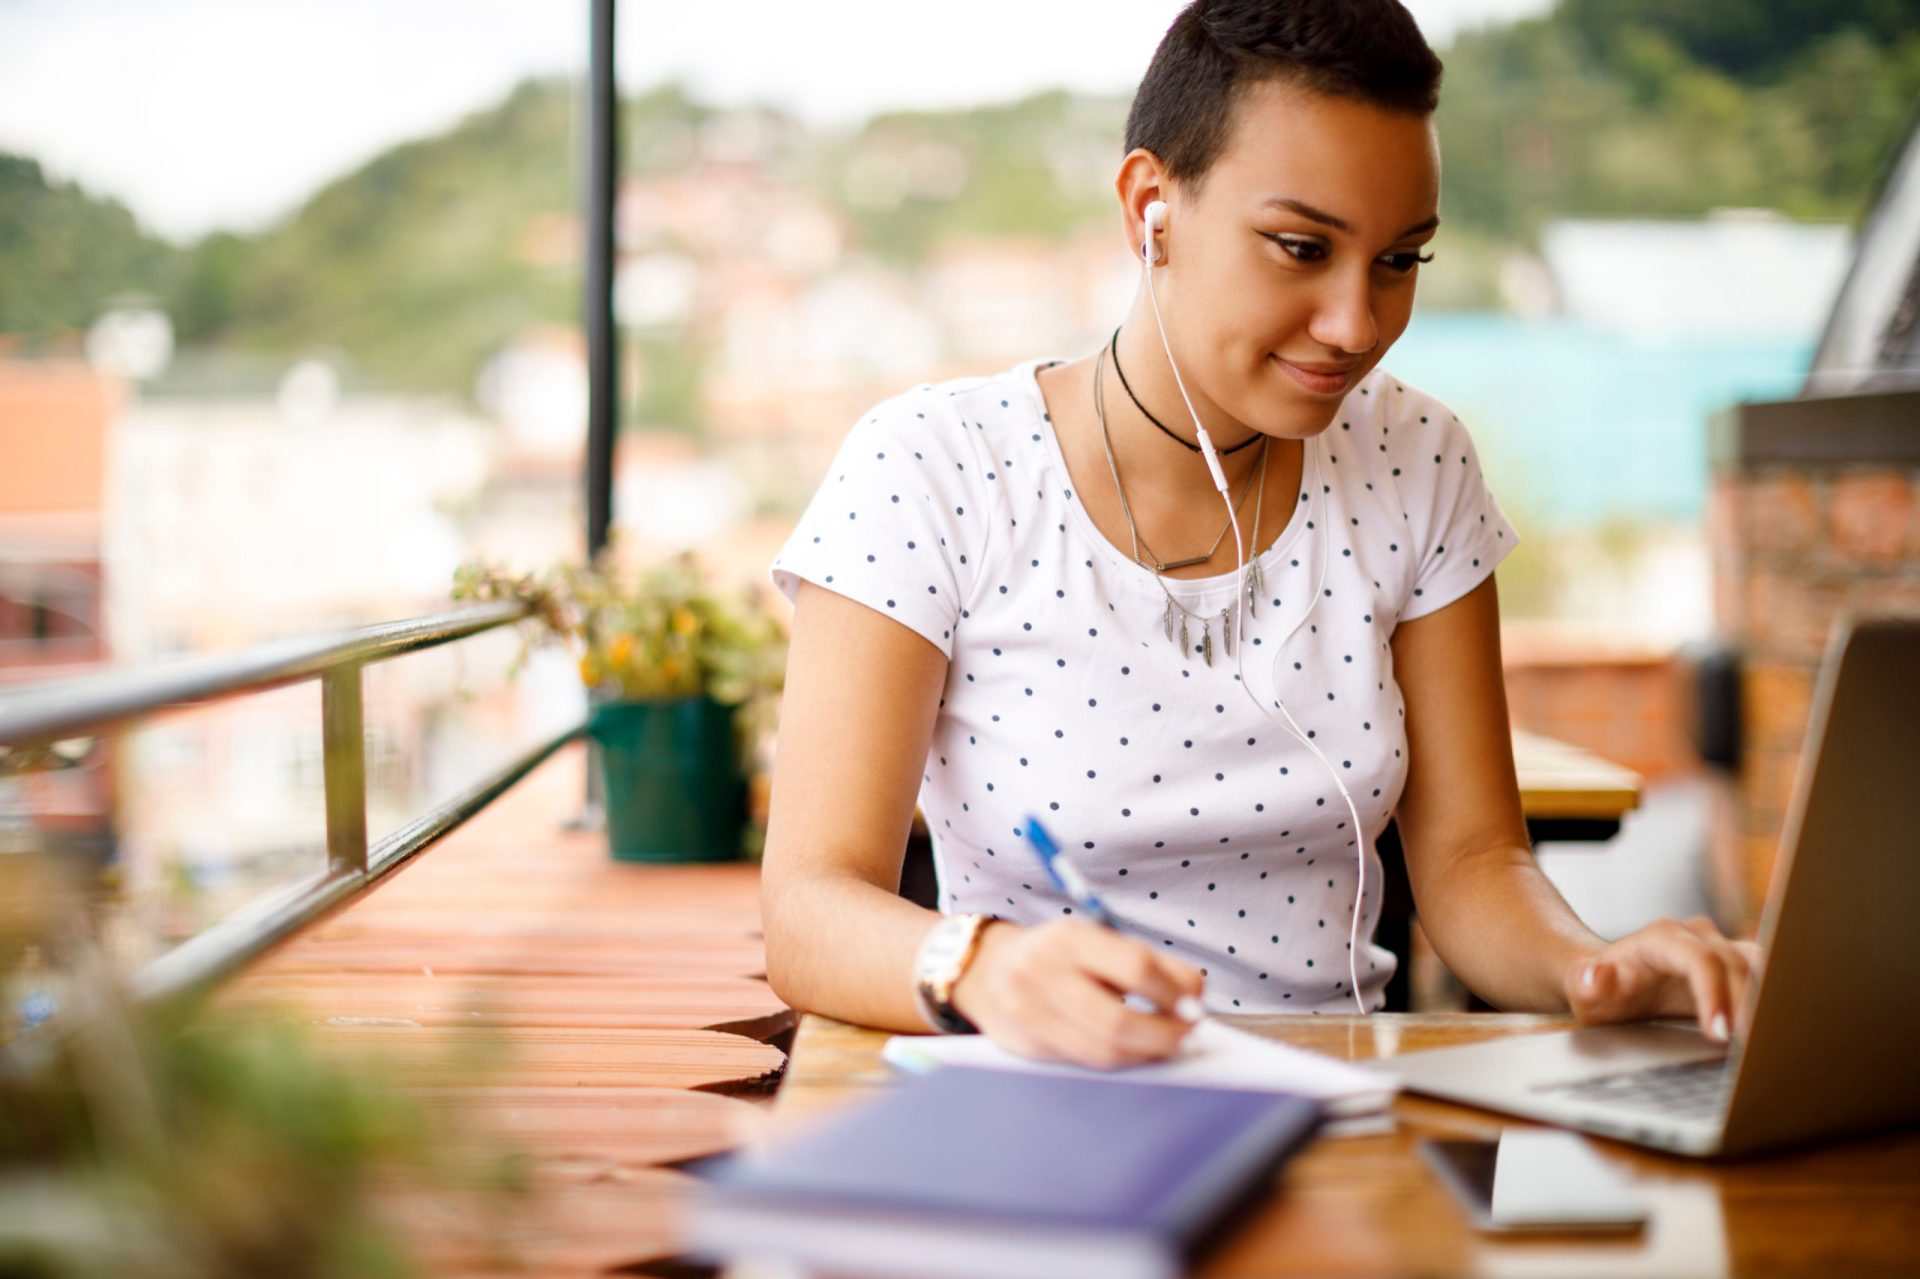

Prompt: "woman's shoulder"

[771,360,1061,639]
[1344,367,1473,450]
[1335,366,1518,621]
[833,359,1059,478]
[839,360,1054,462]
[1327,366,1495,494]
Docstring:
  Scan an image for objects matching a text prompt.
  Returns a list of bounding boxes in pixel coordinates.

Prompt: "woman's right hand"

[949,919,1206,1069]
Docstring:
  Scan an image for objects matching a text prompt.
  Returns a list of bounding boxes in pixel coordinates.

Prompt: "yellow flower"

[671,608,699,635]
[578,655,597,684]
[660,657,682,683]
[610,634,634,667]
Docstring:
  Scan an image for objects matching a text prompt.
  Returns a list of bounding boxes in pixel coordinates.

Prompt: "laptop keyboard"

[1533,1057,1734,1120]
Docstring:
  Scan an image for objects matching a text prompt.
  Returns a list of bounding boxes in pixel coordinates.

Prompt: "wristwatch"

[912,912,997,1034]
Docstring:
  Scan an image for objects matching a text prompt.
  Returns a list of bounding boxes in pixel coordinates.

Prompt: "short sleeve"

[1397,408,1519,622]
[770,393,992,657]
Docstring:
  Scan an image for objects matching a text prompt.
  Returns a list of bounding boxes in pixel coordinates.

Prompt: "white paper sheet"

[882,1018,1397,1116]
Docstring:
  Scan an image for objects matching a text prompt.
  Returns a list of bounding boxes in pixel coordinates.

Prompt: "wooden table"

[771,1012,1920,1278]
[1513,728,1643,840]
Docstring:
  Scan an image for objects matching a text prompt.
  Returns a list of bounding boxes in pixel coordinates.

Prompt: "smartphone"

[1419,1133,1649,1233]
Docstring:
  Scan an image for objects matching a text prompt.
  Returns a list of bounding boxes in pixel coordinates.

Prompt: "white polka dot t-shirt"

[770,358,1518,1013]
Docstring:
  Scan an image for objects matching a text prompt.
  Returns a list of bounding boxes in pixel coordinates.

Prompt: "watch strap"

[913,913,996,1034]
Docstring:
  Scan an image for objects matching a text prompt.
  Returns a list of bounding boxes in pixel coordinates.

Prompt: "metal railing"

[0,601,584,1006]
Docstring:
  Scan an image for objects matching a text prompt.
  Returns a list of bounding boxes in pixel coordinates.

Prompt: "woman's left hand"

[1564,916,1764,1044]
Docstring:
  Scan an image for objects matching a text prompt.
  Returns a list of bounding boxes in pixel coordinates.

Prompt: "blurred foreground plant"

[0,859,520,1279]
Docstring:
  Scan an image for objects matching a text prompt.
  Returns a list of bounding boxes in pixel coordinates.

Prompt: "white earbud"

[1142,199,1167,266]
[1139,197,1226,492]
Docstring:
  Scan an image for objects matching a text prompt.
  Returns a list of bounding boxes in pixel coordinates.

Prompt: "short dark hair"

[1124,0,1443,186]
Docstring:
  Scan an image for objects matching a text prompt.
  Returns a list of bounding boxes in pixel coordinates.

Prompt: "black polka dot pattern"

[770,361,1518,1011]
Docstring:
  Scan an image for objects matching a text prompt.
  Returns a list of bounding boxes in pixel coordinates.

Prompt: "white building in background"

[920,231,1133,364]
[108,390,490,657]
[98,383,578,954]
[1541,211,1853,337]
[716,266,943,399]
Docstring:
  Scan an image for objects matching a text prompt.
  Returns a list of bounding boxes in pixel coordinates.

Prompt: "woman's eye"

[1262,233,1326,263]
[1261,234,1432,273]
[1378,251,1436,274]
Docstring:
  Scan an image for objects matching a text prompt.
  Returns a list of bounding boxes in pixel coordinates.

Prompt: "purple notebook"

[685,1065,1322,1279]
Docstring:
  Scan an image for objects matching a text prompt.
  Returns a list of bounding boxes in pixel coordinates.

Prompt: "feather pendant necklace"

[1093,344,1269,668]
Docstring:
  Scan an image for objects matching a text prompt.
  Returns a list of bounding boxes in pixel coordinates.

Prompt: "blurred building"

[1542,212,1853,337]
[111,383,489,656]
[0,360,119,859]
[90,375,567,947]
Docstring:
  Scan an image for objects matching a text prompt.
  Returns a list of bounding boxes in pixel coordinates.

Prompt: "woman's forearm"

[761,870,945,1033]
[1414,845,1607,1011]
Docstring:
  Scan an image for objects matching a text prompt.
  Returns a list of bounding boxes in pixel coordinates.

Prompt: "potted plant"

[453,553,786,863]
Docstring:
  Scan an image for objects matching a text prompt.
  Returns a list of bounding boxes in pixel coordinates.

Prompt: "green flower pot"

[590,697,745,863]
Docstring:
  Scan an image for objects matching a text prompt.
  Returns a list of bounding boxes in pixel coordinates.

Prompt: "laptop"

[1387,615,1920,1158]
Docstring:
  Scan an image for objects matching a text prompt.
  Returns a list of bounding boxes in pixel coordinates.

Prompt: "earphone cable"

[1231,481,1372,1014]
[1144,243,1231,496]
[1141,216,1372,1013]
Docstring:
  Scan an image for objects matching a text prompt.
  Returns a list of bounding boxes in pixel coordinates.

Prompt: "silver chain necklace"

[1094,344,1268,667]
[1123,409,1259,573]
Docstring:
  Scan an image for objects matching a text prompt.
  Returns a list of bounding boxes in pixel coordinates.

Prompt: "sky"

[0,0,1554,244]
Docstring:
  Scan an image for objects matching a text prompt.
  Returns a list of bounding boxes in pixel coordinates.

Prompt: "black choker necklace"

[1108,328,1262,457]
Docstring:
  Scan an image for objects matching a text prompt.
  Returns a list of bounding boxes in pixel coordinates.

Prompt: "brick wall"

[1709,388,1920,931]
[1500,625,1697,784]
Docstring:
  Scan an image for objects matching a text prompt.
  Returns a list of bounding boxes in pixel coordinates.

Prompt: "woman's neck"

[1100,316,1271,511]
[1036,335,1305,579]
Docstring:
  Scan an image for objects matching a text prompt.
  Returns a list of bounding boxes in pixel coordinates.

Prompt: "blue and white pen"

[1022,815,1121,927]
[1022,815,1205,1023]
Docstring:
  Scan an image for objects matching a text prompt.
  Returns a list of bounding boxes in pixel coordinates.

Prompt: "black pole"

[577,0,618,824]
[585,0,617,561]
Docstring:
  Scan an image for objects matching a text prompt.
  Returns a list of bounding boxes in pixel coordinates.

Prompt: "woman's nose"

[1307,270,1378,357]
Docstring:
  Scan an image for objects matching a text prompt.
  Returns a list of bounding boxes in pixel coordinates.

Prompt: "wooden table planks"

[382,1166,697,1279]
[223,743,793,1277]
[1512,728,1643,822]
[426,1086,764,1169]
[254,931,770,979]
[223,972,790,1037]
[303,1023,786,1092]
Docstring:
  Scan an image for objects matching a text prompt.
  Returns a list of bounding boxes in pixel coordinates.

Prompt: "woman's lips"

[1272,355,1357,396]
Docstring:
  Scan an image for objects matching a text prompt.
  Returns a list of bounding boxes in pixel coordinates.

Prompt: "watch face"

[917,916,971,976]
[914,915,988,1035]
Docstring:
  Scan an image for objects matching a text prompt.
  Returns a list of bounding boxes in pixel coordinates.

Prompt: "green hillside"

[0,154,179,338]
[1439,3,1920,239]
[172,77,582,393]
[827,89,1127,262]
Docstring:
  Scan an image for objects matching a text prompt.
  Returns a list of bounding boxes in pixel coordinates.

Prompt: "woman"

[761,0,1760,1069]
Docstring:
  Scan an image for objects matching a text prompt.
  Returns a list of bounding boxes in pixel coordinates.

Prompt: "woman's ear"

[1116,148,1170,267]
